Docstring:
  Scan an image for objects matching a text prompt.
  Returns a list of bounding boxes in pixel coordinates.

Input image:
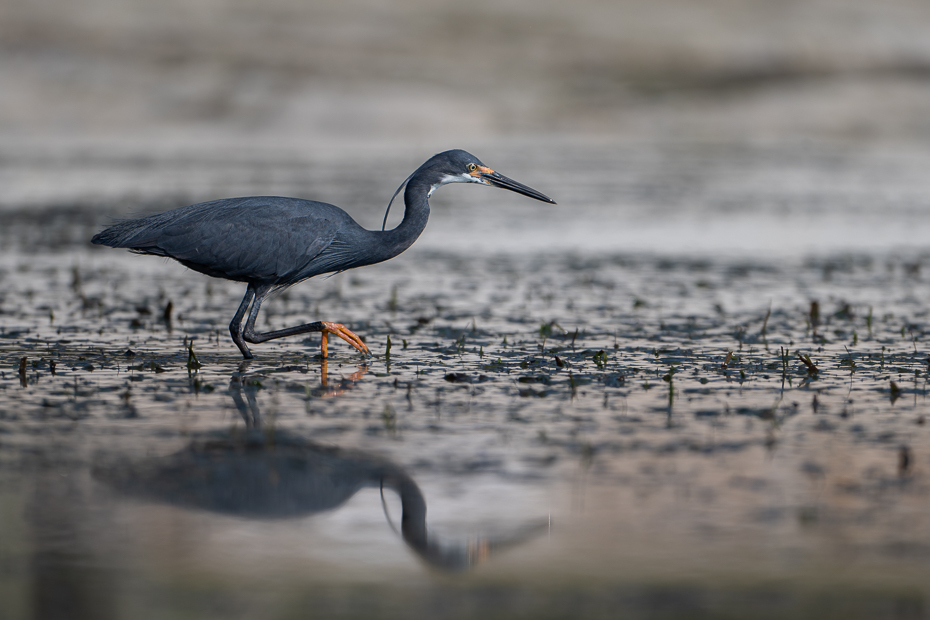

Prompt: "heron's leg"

[229,286,256,359]
[241,287,370,357]
[241,285,270,338]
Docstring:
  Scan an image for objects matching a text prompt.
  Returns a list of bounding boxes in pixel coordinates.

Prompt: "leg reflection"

[318,359,367,398]
[229,374,262,428]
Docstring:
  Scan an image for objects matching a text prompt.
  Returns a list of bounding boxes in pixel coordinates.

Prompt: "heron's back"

[92,196,368,285]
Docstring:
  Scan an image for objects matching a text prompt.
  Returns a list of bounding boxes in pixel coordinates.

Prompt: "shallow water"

[3,142,930,619]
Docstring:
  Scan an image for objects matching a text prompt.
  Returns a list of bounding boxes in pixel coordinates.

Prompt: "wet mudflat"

[2,142,930,619]
[3,249,930,617]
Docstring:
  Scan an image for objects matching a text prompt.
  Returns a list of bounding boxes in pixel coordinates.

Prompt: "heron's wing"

[119,199,345,283]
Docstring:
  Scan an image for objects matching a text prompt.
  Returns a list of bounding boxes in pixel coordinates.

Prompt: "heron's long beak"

[480,169,556,204]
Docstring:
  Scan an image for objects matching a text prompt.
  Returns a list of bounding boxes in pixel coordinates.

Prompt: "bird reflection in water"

[230,358,368,429]
[311,357,368,399]
[95,374,547,571]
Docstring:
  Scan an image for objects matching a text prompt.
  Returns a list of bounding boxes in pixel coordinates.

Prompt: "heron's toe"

[322,321,371,356]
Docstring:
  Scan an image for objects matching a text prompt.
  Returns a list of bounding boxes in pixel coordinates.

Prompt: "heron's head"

[424,149,556,204]
[382,149,555,231]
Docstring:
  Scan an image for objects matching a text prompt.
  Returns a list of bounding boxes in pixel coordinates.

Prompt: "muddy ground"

[2,141,930,619]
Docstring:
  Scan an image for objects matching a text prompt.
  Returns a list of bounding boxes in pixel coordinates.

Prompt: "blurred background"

[3,0,930,252]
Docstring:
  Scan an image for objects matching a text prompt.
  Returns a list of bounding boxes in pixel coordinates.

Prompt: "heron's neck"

[378,177,431,258]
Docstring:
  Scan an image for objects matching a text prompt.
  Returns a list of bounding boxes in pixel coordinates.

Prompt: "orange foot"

[321,321,370,358]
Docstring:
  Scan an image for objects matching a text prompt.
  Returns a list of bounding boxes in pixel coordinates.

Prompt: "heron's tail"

[91,207,184,249]
[91,221,133,247]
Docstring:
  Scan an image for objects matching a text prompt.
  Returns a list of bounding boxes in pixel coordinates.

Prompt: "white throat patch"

[428,172,480,197]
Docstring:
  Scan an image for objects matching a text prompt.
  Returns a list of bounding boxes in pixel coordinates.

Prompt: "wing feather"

[94,197,351,284]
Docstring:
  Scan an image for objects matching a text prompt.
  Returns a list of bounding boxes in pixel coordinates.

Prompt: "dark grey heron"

[92,149,555,359]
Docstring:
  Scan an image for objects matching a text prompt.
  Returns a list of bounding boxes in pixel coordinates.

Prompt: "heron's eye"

[467,163,478,172]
